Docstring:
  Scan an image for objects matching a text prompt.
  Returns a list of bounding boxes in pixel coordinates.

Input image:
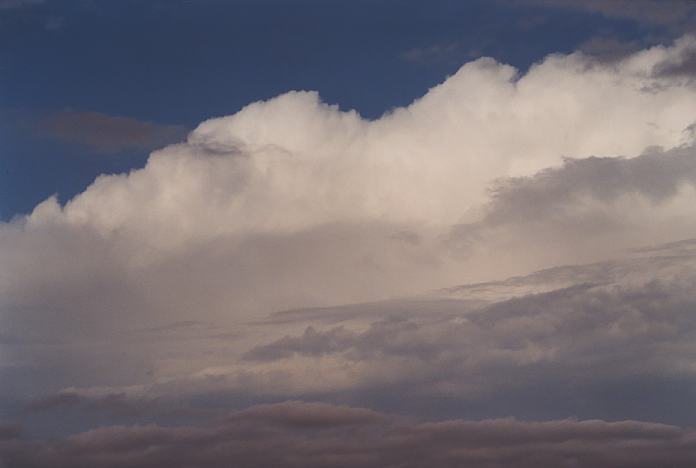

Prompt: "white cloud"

[4,37,696,424]
[37,36,696,244]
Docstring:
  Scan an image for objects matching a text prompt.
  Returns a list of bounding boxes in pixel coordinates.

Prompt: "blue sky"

[0,0,660,219]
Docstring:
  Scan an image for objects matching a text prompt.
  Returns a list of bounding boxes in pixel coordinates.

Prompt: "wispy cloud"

[522,0,696,29]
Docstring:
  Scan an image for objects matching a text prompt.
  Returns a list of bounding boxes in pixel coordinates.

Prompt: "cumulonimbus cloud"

[3,36,696,456]
[3,37,696,330]
[41,36,696,240]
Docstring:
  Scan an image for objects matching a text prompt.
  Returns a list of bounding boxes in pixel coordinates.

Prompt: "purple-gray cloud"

[3,402,696,468]
[38,110,188,153]
[24,392,165,419]
[0,424,21,441]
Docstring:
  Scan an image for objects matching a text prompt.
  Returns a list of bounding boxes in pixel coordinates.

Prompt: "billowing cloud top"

[34,37,696,240]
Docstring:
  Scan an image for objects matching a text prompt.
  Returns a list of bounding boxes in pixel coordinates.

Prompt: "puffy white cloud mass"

[3,35,696,467]
[4,36,696,329]
[31,37,696,238]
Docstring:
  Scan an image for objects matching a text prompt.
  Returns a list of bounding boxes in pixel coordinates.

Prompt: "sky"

[3,1,696,467]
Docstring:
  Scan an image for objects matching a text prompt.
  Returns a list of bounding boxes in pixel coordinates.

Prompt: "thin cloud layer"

[524,0,696,29]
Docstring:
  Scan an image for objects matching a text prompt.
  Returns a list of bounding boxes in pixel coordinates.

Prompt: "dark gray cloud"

[38,110,188,153]
[2,401,696,468]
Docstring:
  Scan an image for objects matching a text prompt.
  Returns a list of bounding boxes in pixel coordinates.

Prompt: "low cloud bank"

[3,402,696,468]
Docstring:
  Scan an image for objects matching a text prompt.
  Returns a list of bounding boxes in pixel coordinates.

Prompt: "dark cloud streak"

[38,111,188,153]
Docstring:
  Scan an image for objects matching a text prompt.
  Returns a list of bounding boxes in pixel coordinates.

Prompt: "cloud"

[20,240,696,427]
[217,248,696,402]
[0,424,20,441]
[466,144,696,228]
[24,392,164,419]
[445,143,696,270]
[5,36,696,445]
[400,42,478,65]
[2,402,696,468]
[37,111,188,153]
[652,39,696,77]
[577,36,644,63]
[0,0,42,10]
[523,0,696,29]
[26,37,696,242]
